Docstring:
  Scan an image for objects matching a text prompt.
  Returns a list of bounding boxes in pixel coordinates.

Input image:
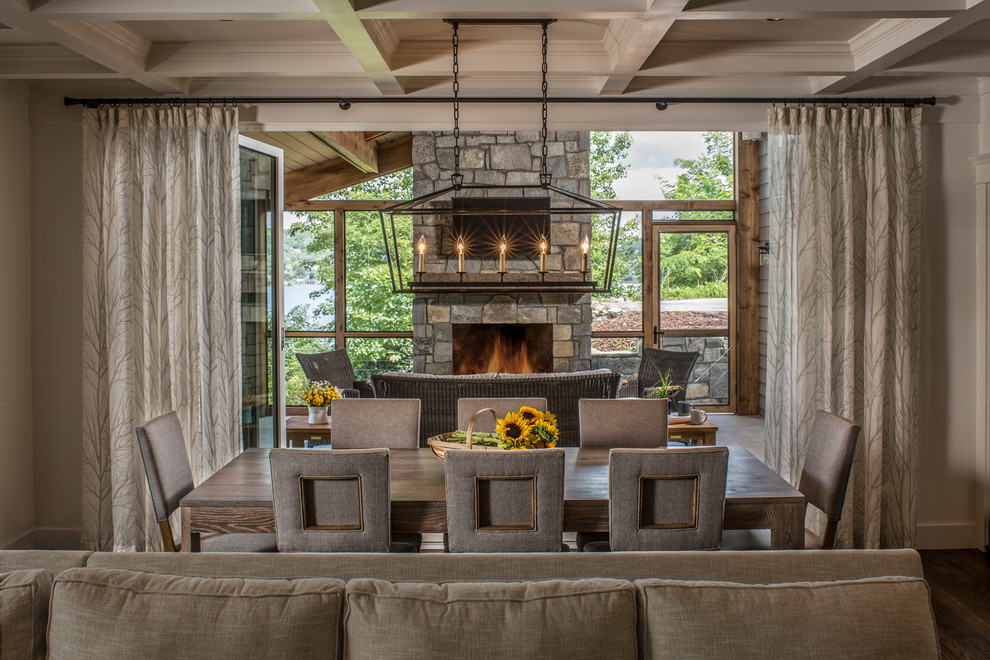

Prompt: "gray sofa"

[1,549,939,658]
[371,369,622,445]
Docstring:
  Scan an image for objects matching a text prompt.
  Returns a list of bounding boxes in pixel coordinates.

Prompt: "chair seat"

[199,533,278,553]
[720,528,823,551]
[581,540,611,553]
[575,531,608,550]
[393,532,423,552]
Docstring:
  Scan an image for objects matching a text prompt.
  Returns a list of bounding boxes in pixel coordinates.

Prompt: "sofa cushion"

[0,569,53,660]
[48,568,345,659]
[344,578,637,659]
[0,550,91,574]
[635,576,939,659]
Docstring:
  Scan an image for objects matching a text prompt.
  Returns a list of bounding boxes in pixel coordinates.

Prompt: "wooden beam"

[311,0,403,96]
[313,131,379,174]
[734,137,761,416]
[813,0,990,94]
[285,134,411,203]
[599,0,690,95]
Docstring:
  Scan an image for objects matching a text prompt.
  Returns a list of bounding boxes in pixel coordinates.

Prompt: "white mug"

[690,408,708,425]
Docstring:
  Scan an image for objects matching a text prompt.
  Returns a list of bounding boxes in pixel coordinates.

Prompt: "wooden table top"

[285,416,331,432]
[181,444,801,510]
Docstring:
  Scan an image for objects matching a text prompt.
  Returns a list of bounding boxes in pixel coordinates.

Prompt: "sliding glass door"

[239,136,285,448]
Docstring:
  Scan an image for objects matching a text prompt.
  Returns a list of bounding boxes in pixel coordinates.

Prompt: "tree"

[655,131,733,299]
[589,132,640,302]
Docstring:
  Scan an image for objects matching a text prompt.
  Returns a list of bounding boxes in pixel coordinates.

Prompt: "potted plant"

[643,368,681,416]
[302,380,341,425]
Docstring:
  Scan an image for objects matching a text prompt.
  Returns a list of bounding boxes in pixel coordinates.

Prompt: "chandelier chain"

[540,21,550,186]
[451,23,462,188]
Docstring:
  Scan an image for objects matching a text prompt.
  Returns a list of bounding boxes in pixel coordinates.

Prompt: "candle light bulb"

[498,236,507,274]
[416,236,426,274]
[538,235,548,273]
[580,236,590,273]
[456,237,465,273]
[581,237,589,254]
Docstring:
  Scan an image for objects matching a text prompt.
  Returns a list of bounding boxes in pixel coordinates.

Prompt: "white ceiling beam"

[813,0,990,94]
[637,41,852,77]
[599,0,690,95]
[677,0,962,20]
[883,42,990,76]
[0,0,188,93]
[311,0,403,95]
[0,44,116,78]
[147,42,364,77]
[28,0,321,21]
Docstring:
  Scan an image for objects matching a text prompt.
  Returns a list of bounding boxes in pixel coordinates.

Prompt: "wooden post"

[735,137,761,415]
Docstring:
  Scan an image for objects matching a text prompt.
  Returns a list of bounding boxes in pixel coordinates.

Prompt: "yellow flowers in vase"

[302,381,341,408]
[302,381,341,425]
[495,406,559,450]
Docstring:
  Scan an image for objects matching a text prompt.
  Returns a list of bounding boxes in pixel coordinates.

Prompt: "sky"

[611,131,709,200]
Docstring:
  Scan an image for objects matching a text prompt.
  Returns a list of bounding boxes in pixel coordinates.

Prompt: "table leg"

[181,507,201,552]
[770,502,805,550]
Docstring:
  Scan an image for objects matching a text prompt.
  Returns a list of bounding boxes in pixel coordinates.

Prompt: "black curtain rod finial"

[338,100,352,110]
[655,101,668,111]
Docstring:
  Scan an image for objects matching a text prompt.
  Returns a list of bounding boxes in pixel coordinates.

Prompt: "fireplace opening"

[452,324,553,375]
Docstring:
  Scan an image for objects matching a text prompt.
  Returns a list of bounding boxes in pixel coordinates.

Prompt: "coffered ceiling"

[0,0,985,100]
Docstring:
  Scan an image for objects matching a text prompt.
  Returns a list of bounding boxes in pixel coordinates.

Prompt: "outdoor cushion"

[635,576,939,659]
[344,577,637,659]
[0,569,52,660]
[48,568,344,659]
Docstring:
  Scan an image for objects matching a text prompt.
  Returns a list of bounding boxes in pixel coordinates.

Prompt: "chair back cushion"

[444,449,565,552]
[135,411,194,522]
[635,576,938,659]
[295,349,356,389]
[0,569,52,660]
[579,398,668,448]
[799,410,861,519]
[330,399,420,449]
[609,447,728,551]
[457,398,547,433]
[270,449,392,552]
[48,568,344,659]
[345,578,637,659]
[637,347,699,397]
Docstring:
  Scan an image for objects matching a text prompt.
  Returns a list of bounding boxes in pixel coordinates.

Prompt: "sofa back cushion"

[48,568,345,659]
[635,576,939,659]
[344,578,637,659]
[0,569,52,659]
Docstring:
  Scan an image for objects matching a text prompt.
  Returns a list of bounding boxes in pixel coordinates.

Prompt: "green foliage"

[283,227,325,284]
[658,231,728,296]
[590,132,641,303]
[658,131,734,221]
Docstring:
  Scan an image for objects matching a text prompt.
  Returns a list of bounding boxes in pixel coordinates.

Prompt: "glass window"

[284,337,335,405]
[284,211,334,332]
[345,210,412,332]
[591,210,642,354]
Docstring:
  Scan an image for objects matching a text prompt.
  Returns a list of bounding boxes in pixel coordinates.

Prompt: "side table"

[667,418,718,446]
[285,416,332,448]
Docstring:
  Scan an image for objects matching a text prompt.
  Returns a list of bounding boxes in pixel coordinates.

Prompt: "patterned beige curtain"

[81,106,241,551]
[766,106,922,548]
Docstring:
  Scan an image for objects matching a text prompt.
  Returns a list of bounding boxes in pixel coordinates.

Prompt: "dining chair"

[578,398,668,448]
[135,411,276,552]
[575,397,669,550]
[456,397,547,433]
[269,448,418,553]
[583,446,729,552]
[330,398,421,449]
[722,410,860,550]
[444,449,567,553]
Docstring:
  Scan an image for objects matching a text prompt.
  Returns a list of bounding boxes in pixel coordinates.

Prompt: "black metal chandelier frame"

[379,18,622,295]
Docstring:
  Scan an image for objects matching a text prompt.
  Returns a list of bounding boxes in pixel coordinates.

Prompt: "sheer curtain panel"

[766,106,922,549]
[81,106,241,551]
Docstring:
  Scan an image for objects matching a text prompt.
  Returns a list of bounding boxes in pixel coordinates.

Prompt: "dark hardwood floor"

[920,549,990,659]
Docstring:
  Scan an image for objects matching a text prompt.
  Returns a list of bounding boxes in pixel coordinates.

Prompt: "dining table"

[180,442,806,551]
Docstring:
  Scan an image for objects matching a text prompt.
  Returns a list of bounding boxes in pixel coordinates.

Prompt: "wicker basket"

[426,408,505,460]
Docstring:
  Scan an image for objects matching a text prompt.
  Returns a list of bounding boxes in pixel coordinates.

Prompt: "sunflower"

[496,412,533,449]
[518,406,544,424]
[530,414,559,448]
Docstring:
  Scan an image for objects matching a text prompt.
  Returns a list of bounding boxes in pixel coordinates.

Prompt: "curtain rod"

[63,95,937,109]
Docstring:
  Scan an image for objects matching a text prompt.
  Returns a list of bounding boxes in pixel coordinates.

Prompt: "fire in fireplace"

[452,324,553,375]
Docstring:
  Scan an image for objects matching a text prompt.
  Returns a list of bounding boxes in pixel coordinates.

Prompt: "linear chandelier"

[379,18,622,295]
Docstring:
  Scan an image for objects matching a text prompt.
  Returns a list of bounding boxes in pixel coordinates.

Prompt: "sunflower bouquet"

[495,406,559,450]
[301,381,341,408]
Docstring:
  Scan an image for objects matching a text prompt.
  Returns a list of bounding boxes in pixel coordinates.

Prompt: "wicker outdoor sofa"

[371,369,622,446]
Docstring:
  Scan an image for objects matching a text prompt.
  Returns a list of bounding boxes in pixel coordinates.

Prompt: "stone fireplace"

[452,323,553,374]
[411,131,593,374]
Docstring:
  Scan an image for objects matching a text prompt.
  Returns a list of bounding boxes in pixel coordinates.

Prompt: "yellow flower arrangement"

[495,407,558,450]
[302,381,341,408]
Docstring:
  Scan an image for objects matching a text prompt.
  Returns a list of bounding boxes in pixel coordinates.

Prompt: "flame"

[482,333,536,374]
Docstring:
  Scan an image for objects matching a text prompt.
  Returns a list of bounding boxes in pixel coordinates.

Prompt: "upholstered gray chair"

[578,398,668,448]
[136,411,276,552]
[444,449,566,553]
[330,398,421,449]
[723,410,860,550]
[583,446,729,552]
[456,397,547,433]
[269,448,417,553]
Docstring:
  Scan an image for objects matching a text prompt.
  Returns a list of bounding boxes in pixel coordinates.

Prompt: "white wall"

[28,94,83,547]
[0,82,35,548]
